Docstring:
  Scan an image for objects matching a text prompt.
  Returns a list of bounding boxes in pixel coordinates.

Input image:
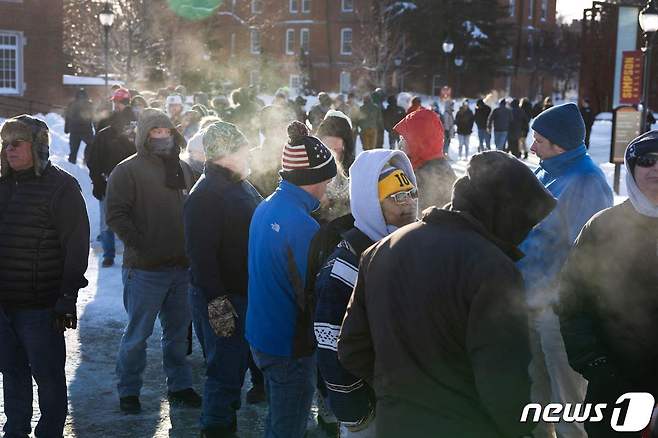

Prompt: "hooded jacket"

[338,151,556,438]
[558,141,658,428]
[517,145,613,307]
[474,99,492,130]
[314,150,416,426]
[105,108,195,270]
[487,100,512,132]
[382,96,406,134]
[65,89,94,136]
[394,108,457,209]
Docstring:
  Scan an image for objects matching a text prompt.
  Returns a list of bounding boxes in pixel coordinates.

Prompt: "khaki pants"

[361,128,378,151]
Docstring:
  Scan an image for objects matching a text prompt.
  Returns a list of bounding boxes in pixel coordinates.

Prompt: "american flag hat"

[280,126,337,186]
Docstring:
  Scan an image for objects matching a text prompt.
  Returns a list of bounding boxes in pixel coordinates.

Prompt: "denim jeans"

[99,199,115,261]
[457,134,470,158]
[189,287,249,430]
[494,131,508,151]
[251,348,316,438]
[477,128,491,151]
[0,306,67,438]
[116,267,193,398]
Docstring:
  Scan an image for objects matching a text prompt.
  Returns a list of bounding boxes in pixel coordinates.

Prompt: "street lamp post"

[639,0,658,133]
[394,57,402,92]
[454,56,464,97]
[98,2,115,98]
[442,37,454,90]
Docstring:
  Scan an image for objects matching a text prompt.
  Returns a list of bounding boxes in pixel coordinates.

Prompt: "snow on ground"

[0,110,633,437]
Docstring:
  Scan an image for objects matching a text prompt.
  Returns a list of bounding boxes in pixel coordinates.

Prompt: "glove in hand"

[54,294,77,331]
[208,295,237,338]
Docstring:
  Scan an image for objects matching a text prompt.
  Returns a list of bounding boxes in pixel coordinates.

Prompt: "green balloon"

[167,0,222,21]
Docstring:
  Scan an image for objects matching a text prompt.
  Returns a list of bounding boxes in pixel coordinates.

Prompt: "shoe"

[200,421,237,438]
[246,384,266,404]
[102,258,114,268]
[119,396,141,414]
[317,394,338,437]
[168,388,202,407]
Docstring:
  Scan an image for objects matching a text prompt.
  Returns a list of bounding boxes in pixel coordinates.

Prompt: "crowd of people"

[0,81,657,438]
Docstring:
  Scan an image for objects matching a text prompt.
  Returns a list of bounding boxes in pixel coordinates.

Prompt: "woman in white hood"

[313,149,418,437]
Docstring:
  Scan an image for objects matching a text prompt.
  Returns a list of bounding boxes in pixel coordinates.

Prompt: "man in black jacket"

[184,121,263,438]
[338,151,556,438]
[65,88,95,164]
[382,95,405,149]
[0,115,89,438]
[559,131,658,437]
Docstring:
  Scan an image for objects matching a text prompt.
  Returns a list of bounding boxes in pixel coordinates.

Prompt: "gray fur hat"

[0,115,50,177]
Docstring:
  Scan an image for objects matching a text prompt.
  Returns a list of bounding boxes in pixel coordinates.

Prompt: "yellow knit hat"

[378,168,415,201]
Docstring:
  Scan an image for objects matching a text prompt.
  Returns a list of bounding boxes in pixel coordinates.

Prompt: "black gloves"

[207,296,237,338]
[92,180,106,201]
[54,294,77,331]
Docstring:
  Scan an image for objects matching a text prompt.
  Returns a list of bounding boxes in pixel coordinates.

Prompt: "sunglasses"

[636,154,658,168]
[388,188,419,204]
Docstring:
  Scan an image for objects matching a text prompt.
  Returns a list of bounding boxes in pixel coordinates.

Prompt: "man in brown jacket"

[106,108,200,414]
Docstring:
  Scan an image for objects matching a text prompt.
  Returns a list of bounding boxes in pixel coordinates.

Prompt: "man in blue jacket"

[518,102,613,438]
[247,121,337,438]
[184,122,263,437]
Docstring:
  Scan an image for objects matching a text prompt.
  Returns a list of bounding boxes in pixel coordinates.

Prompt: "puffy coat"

[87,124,136,200]
[455,107,475,135]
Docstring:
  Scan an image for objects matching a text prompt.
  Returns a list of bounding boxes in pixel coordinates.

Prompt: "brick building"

[0,0,66,116]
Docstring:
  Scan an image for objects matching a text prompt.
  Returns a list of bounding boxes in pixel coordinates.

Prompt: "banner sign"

[620,51,643,106]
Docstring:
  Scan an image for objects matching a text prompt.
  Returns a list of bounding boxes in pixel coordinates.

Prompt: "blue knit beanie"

[530,102,585,150]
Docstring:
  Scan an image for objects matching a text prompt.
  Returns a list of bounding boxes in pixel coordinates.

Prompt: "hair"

[131,95,148,107]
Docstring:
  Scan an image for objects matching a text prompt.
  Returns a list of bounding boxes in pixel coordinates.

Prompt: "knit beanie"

[530,102,585,150]
[0,115,50,177]
[625,130,658,174]
[378,167,415,201]
[202,121,249,161]
[279,121,337,186]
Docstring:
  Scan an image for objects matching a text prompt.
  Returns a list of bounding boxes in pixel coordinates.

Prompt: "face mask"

[149,136,174,155]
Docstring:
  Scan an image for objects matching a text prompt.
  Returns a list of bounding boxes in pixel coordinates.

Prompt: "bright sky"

[556,0,594,22]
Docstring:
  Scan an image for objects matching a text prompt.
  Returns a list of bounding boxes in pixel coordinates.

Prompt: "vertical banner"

[613,6,640,108]
[620,51,643,105]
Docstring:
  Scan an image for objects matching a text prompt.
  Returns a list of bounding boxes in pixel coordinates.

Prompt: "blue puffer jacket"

[246,179,320,358]
[518,145,613,305]
[314,227,375,427]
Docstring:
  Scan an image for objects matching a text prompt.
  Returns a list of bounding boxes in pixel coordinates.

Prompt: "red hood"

[394,107,445,169]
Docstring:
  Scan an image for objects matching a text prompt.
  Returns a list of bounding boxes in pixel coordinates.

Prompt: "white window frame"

[289,0,299,13]
[340,71,351,93]
[540,0,548,20]
[340,28,352,55]
[528,0,534,19]
[301,0,310,13]
[290,74,301,91]
[509,0,516,17]
[250,28,261,54]
[285,29,295,55]
[251,0,263,14]
[341,0,354,12]
[0,31,23,95]
[300,28,310,54]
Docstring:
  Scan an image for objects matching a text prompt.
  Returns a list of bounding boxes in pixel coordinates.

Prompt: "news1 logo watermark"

[520,393,656,432]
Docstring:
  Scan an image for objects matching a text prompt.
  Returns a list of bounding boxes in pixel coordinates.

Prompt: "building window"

[509,0,516,17]
[250,28,261,54]
[340,71,351,93]
[286,29,295,55]
[341,0,353,12]
[290,74,301,91]
[301,0,310,13]
[251,0,263,13]
[0,31,23,95]
[290,0,298,13]
[340,28,352,55]
[528,0,534,19]
[541,0,548,20]
[300,28,310,54]
[250,70,260,88]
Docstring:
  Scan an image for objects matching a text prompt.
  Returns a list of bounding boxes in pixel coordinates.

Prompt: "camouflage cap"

[202,121,249,161]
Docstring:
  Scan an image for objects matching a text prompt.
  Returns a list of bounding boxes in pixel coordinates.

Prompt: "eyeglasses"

[636,154,658,168]
[1,140,30,150]
[388,188,418,204]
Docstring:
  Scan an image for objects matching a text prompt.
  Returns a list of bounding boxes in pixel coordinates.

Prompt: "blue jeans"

[0,306,67,438]
[494,131,508,151]
[477,128,491,151]
[116,267,192,398]
[457,134,470,158]
[189,288,249,430]
[251,348,316,438]
[99,199,115,261]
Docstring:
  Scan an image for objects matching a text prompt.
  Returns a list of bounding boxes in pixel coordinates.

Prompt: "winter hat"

[279,121,337,186]
[166,95,183,106]
[530,102,585,150]
[202,121,249,161]
[111,88,131,105]
[378,167,415,201]
[350,149,417,241]
[625,130,658,217]
[394,107,445,168]
[451,151,556,247]
[0,115,50,177]
[186,129,206,164]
